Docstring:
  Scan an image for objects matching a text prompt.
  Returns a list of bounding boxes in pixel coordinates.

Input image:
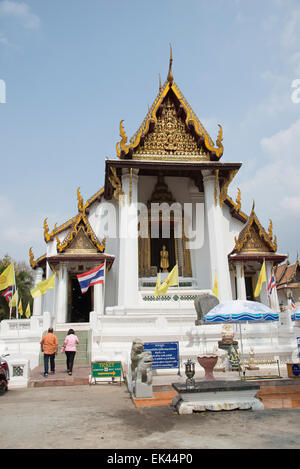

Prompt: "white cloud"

[281,196,300,213]
[0,1,40,30]
[238,119,300,221]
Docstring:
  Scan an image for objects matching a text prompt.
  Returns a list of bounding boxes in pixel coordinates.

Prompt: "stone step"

[39,330,90,366]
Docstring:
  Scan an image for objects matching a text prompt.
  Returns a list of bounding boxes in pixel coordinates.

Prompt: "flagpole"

[13,263,21,354]
[52,274,56,329]
[102,259,106,316]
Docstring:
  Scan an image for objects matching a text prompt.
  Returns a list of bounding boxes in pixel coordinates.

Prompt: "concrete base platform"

[172,380,264,414]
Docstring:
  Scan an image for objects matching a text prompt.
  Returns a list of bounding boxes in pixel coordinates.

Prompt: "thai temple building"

[275,258,300,309]
[1,51,299,374]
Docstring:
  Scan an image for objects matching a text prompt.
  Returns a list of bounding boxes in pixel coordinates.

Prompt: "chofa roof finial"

[167,43,174,84]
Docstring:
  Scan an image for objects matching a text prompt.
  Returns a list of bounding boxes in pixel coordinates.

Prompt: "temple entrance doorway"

[245,274,255,301]
[68,274,92,322]
[150,224,176,274]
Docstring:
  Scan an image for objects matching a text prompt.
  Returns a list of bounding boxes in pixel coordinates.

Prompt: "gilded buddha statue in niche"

[160,245,169,273]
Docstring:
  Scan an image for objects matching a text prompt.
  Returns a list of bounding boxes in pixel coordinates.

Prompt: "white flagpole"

[102,260,106,315]
[52,274,56,328]
[13,263,21,353]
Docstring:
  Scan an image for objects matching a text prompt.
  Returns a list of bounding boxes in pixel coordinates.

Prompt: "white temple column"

[235,261,247,300]
[33,267,43,316]
[265,261,280,312]
[202,169,232,302]
[56,263,68,323]
[118,168,139,306]
[94,283,104,314]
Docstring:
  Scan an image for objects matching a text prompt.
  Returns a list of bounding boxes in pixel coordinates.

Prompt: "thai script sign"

[143,341,180,374]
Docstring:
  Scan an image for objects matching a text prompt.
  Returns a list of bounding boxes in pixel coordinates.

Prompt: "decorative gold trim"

[234,204,277,253]
[116,76,224,160]
[43,218,50,242]
[116,120,130,158]
[236,188,241,212]
[133,154,209,161]
[214,169,219,206]
[77,187,84,213]
[55,191,106,254]
[268,219,273,240]
[29,247,35,269]
[167,43,174,84]
[109,166,125,204]
[225,195,248,221]
[29,247,46,269]
[219,169,239,207]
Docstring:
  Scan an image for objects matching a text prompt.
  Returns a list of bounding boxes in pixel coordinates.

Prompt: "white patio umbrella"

[203,300,279,372]
[291,307,300,321]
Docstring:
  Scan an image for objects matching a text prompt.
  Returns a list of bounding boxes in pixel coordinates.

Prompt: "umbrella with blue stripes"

[203,300,279,323]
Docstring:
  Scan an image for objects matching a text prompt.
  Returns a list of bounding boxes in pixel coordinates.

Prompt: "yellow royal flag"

[158,264,179,296]
[212,271,218,298]
[30,274,55,298]
[0,263,15,291]
[254,260,266,298]
[154,273,161,299]
[9,290,17,308]
[25,303,31,318]
[18,300,23,317]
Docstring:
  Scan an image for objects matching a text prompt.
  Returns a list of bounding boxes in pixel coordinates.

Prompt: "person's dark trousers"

[65,351,76,373]
[44,353,55,374]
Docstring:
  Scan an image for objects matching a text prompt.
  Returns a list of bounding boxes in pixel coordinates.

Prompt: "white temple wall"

[222,203,245,254]
[93,197,120,309]
[137,175,211,289]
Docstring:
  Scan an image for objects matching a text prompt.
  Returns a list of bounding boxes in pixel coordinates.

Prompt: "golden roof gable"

[233,203,277,254]
[116,65,224,160]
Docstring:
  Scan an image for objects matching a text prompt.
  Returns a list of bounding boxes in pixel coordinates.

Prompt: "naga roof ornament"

[116,47,224,160]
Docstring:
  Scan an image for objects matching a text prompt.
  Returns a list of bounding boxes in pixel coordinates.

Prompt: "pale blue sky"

[1,0,300,263]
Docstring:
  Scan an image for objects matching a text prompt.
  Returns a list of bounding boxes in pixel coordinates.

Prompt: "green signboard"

[91,361,122,379]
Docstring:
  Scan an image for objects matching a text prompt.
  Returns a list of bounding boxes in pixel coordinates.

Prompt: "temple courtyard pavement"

[1,365,300,450]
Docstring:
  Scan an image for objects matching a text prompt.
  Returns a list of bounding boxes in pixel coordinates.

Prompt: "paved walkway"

[29,364,91,387]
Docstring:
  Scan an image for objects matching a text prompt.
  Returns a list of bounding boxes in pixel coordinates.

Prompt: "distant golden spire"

[167,43,174,83]
[159,73,162,92]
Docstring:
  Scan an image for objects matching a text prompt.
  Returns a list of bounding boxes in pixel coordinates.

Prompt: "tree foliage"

[0,254,34,321]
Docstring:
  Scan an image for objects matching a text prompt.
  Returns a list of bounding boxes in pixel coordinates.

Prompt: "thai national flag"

[1,285,13,303]
[267,274,276,296]
[291,294,296,310]
[77,263,105,294]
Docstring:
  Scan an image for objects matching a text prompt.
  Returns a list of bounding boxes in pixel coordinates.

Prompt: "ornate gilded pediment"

[132,96,208,160]
[56,188,106,254]
[233,204,277,254]
[64,225,98,254]
[116,49,224,161]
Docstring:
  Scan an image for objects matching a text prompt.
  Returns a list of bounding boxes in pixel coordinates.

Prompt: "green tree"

[0,255,34,321]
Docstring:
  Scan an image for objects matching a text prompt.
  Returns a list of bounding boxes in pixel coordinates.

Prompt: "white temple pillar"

[202,169,232,302]
[33,267,43,316]
[56,263,68,323]
[94,283,104,314]
[118,168,139,306]
[235,261,247,300]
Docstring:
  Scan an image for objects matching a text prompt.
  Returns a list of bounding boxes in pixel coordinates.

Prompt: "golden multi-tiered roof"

[116,47,224,161]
